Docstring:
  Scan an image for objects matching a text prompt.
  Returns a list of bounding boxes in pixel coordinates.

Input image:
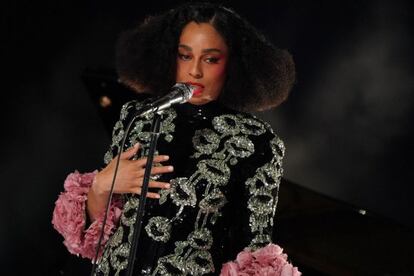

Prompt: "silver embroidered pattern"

[128,120,146,146]
[145,216,172,242]
[271,135,285,159]
[192,129,220,158]
[104,101,141,164]
[173,240,189,256]
[160,109,177,142]
[250,234,272,248]
[209,212,222,225]
[120,197,139,227]
[197,160,231,186]
[112,121,124,144]
[245,133,284,249]
[248,192,274,216]
[246,163,281,195]
[154,254,187,275]
[128,108,177,147]
[97,257,110,276]
[224,136,255,158]
[98,105,283,275]
[239,116,267,136]
[110,243,130,272]
[103,101,177,165]
[109,226,124,247]
[212,114,241,135]
[269,137,284,224]
[97,101,176,275]
[198,189,227,213]
[188,228,213,250]
[186,250,215,275]
[104,121,125,164]
[152,113,271,275]
[169,177,197,208]
[120,101,134,120]
[158,187,171,205]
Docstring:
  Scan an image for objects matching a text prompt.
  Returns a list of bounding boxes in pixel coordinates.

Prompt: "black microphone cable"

[89,115,138,276]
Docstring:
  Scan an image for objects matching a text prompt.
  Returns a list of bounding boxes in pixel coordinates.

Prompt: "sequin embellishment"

[96,101,176,275]
[145,216,172,242]
[169,177,197,207]
[151,113,281,275]
[245,136,284,249]
[97,102,284,275]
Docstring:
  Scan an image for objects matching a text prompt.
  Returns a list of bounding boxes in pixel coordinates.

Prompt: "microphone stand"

[125,111,162,276]
[90,84,194,275]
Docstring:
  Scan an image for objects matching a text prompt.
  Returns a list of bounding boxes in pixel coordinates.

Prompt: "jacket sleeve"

[243,126,285,250]
[52,171,123,259]
[51,101,139,259]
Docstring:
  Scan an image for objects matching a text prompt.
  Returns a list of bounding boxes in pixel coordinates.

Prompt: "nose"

[189,60,203,79]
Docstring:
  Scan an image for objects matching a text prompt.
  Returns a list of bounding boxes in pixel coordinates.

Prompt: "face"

[176,21,229,105]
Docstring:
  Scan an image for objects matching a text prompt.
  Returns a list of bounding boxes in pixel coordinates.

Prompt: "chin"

[188,97,214,105]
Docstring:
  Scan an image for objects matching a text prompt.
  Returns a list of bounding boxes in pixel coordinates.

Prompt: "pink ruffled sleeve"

[220,243,301,276]
[52,170,123,259]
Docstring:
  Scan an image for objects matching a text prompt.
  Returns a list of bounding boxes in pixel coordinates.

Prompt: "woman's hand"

[87,143,173,221]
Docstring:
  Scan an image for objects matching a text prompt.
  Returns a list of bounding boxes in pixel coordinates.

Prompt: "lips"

[186,82,204,96]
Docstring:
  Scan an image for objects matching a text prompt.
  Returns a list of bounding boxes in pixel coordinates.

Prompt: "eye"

[178,53,192,61]
[204,56,220,64]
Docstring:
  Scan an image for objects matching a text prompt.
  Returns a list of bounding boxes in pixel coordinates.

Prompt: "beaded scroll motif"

[97,101,177,276]
[96,102,284,276]
[150,114,284,275]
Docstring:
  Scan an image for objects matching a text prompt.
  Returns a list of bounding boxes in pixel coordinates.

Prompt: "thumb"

[120,143,140,159]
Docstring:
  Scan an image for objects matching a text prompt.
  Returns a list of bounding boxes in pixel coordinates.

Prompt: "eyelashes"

[205,57,220,64]
[178,53,191,61]
[178,53,221,64]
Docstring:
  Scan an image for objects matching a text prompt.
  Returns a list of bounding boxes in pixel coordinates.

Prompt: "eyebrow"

[178,44,222,54]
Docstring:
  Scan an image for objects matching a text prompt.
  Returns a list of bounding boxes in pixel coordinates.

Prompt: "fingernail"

[168,166,174,172]
[156,194,160,198]
[165,184,171,189]
[163,155,170,160]
[134,143,140,148]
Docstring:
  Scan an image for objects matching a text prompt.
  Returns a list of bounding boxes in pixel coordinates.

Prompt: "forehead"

[179,22,228,51]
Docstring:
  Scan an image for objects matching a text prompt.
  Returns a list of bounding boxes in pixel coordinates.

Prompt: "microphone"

[135,83,196,117]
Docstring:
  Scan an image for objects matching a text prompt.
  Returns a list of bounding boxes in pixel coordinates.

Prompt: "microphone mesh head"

[173,83,195,103]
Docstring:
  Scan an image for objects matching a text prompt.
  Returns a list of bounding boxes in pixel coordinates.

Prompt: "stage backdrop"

[2,0,413,274]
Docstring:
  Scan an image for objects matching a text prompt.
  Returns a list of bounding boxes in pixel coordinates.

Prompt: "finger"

[134,165,173,178]
[134,155,170,167]
[150,166,174,175]
[146,192,161,199]
[153,155,170,163]
[148,181,171,189]
[120,143,140,160]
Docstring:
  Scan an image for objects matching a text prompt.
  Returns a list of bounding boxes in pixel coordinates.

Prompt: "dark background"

[2,0,413,275]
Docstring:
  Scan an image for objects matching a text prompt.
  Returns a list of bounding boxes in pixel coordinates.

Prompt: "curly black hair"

[116,2,295,112]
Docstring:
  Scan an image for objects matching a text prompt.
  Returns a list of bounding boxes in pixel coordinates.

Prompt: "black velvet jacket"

[95,99,285,276]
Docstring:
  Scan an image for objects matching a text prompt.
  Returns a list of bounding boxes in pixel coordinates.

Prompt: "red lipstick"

[186,82,204,96]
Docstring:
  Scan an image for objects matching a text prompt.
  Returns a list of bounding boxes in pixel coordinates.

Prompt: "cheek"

[208,63,227,83]
[207,66,227,98]
[175,60,187,80]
